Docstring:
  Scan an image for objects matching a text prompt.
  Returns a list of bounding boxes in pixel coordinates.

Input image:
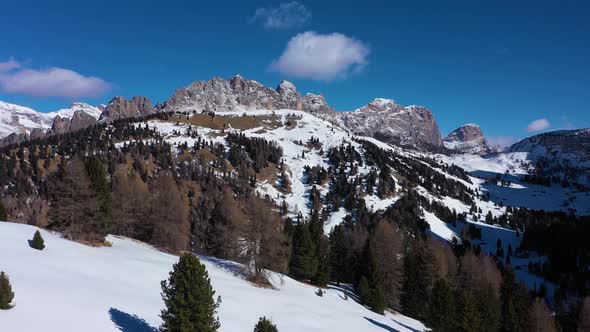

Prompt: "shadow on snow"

[109,308,157,332]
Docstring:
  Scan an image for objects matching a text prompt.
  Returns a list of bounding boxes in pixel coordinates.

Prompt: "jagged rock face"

[70,110,98,132]
[302,93,334,115]
[50,116,71,135]
[100,96,153,122]
[0,133,29,146]
[337,98,443,149]
[277,80,303,110]
[29,128,45,140]
[164,75,333,114]
[444,124,496,154]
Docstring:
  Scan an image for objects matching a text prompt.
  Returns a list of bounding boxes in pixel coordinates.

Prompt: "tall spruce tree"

[428,279,456,332]
[0,271,14,310]
[289,223,317,280]
[500,269,532,332]
[160,254,220,332]
[401,242,435,320]
[457,290,481,332]
[358,242,385,314]
[0,200,7,221]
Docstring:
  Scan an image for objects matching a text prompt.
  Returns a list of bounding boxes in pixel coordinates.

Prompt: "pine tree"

[289,224,317,280]
[358,242,385,314]
[160,254,220,332]
[401,242,435,320]
[253,316,278,332]
[458,290,481,332]
[0,200,7,221]
[30,230,45,250]
[358,276,371,306]
[0,271,14,310]
[579,297,590,332]
[428,279,456,332]
[500,270,531,332]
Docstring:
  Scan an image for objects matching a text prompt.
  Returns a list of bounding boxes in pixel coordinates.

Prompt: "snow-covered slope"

[0,222,426,332]
[0,101,102,139]
[438,152,590,215]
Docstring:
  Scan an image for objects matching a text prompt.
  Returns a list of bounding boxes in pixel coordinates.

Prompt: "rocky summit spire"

[443,123,496,154]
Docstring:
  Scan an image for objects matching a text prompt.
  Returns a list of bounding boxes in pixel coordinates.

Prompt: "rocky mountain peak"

[164,75,332,114]
[443,123,496,155]
[338,99,443,150]
[360,98,403,112]
[100,96,154,122]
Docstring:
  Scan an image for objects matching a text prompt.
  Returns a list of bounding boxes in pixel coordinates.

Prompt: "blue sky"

[1,0,589,145]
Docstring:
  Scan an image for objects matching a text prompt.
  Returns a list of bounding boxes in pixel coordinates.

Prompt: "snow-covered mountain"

[0,101,102,139]
[443,123,497,155]
[162,75,443,150]
[0,222,426,332]
[338,98,443,150]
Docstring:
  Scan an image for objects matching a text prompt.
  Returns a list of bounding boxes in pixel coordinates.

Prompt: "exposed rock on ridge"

[444,123,496,154]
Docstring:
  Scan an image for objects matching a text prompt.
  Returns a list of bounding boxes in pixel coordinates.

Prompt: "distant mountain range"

[0,75,586,163]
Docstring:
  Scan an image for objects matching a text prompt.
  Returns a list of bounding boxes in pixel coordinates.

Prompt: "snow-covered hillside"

[0,101,101,139]
[0,222,426,332]
[438,152,590,215]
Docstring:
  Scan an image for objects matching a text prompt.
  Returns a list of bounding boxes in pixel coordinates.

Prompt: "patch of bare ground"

[169,113,283,131]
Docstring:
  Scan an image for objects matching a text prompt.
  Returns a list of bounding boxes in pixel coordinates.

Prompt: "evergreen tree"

[253,317,278,332]
[0,271,14,310]
[358,242,385,314]
[500,270,531,332]
[30,230,45,250]
[289,224,317,280]
[358,276,371,306]
[0,200,7,220]
[160,254,220,332]
[457,290,481,332]
[428,279,456,332]
[85,157,113,234]
[579,297,590,332]
[478,284,501,332]
[401,242,435,320]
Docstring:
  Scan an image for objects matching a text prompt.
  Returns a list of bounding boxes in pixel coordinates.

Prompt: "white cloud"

[0,57,20,72]
[526,118,551,132]
[0,59,110,99]
[252,2,311,29]
[487,135,515,148]
[270,31,370,81]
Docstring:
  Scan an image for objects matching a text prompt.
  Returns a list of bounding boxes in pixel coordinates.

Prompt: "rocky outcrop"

[50,116,71,135]
[444,124,496,154]
[337,98,443,149]
[163,75,333,114]
[47,110,99,136]
[70,110,98,132]
[99,96,154,122]
[0,133,29,147]
[29,128,45,140]
[302,93,334,115]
